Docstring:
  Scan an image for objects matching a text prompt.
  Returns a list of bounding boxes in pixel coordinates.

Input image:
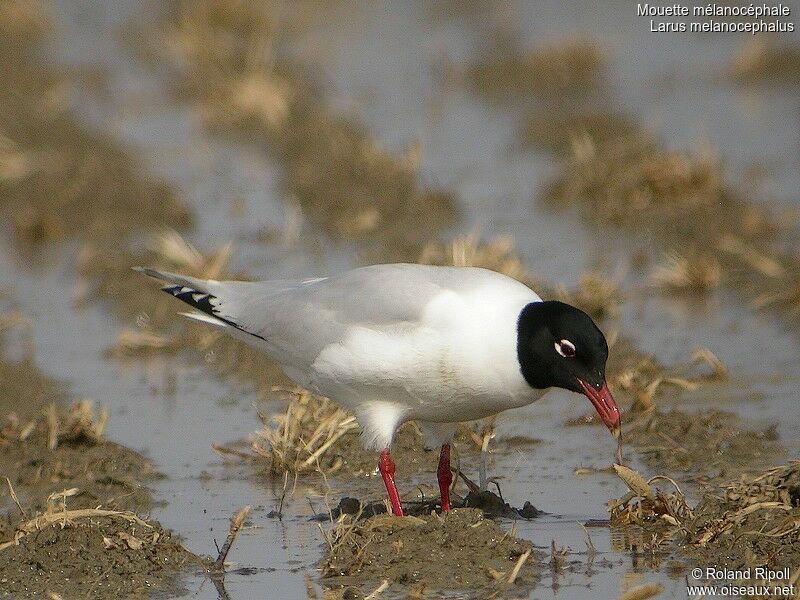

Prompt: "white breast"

[309,279,543,426]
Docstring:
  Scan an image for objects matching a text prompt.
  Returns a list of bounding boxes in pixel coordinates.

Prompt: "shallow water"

[2,1,799,598]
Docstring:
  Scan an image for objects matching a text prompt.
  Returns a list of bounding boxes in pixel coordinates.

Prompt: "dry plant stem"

[46,403,58,450]
[211,443,258,461]
[6,477,26,517]
[507,549,531,583]
[618,583,664,600]
[364,579,390,599]
[213,505,251,571]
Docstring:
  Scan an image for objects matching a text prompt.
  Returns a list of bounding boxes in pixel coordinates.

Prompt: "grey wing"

[138,264,473,370]
[220,264,453,364]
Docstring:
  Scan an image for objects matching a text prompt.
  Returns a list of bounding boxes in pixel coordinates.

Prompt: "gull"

[135,263,622,516]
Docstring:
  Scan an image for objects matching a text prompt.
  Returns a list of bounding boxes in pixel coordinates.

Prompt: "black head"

[517,300,620,434]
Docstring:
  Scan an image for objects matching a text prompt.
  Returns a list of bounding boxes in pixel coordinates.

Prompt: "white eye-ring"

[555,339,576,358]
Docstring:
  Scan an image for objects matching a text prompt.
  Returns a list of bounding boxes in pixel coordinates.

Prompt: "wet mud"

[322,508,542,598]
[625,408,779,481]
[156,0,457,261]
[0,2,190,244]
[464,33,800,331]
[0,517,195,599]
[0,329,199,597]
[611,462,800,574]
[315,487,540,522]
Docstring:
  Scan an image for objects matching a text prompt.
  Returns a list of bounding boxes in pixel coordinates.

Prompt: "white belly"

[306,286,542,424]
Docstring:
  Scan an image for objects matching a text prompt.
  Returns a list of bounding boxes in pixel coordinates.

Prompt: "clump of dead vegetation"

[610,464,692,533]
[322,508,540,596]
[687,462,800,568]
[0,12,190,244]
[611,462,800,571]
[546,135,724,224]
[556,270,624,320]
[0,485,196,597]
[545,133,800,327]
[419,232,541,289]
[160,0,456,260]
[49,399,109,448]
[523,110,641,155]
[648,251,722,294]
[466,36,607,99]
[251,389,358,474]
[729,37,800,85]
[241,388,445,479]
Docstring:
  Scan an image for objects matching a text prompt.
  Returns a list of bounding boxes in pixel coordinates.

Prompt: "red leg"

[437,443,453,512]
[379,448,404,516]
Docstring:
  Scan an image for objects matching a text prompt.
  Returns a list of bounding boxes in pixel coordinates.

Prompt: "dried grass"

[0,486,151,552]
[614,463,800,569]
[0,133,39,182]
[161,0,456,258]
[649,251,722,293]
[56,400,108,447]
[751,279,800,317]
[419,232,540,289]
[617,583,664,600]
[688,462,800,551]
[152,229,233,280]
[112,328,175,356]
[716,234,784,278]
[251,389,358,474]
[165,0,291,131]
[467,36,606,98]
[544,129,800,329]
[546,135,724,224]
[556,270,623,320]
[523,110,640,155]
[609,465,692,530]
[730,37,800,84]
[691,348,728,380]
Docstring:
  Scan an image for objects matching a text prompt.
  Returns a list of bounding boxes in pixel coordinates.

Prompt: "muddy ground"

[0,6,202,596]
[0,332,201,598]
[611,461,800,575]
[0,2,190,244]
[464,33,800,329]
[322,509,542,598]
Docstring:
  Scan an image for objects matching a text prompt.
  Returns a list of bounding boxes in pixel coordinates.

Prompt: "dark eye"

[555,339,576,358]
